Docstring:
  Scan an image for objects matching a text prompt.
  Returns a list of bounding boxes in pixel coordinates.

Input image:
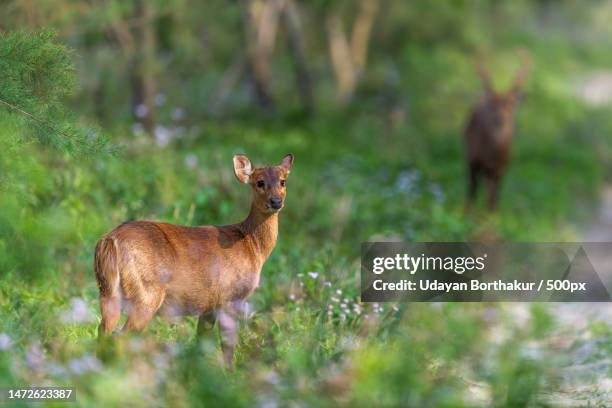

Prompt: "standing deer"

[465,51,530,210]
[95,154,293,365]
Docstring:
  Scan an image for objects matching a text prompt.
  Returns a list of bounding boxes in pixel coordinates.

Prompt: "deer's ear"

[279,154,293,174]
[233,154,253,184]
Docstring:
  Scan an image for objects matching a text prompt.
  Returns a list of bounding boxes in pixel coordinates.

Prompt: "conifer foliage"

[0,30,108,154]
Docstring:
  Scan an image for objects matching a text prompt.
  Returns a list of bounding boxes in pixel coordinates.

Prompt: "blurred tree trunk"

[131,0,157,136]
[20,0,43,28]
[108,0,158,137]
[209,54,246,116]
[242,0,283,111]
[282,0,314,114]
[326,0,379,103]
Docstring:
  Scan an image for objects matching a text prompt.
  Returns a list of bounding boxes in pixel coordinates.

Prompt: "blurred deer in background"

[464,50,530,210]
[95,154,293,366]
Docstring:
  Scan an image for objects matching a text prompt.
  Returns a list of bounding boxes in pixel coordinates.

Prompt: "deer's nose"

[269,197,282,209]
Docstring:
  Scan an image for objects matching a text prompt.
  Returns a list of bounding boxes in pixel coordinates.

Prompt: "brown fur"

[95,154,293,365]
[464,51,530,210]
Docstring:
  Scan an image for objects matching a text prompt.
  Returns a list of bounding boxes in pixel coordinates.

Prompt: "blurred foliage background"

[1,0,612,406]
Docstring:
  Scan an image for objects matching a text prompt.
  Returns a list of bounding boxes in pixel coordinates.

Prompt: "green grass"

[0,104,609,406]
[3,6,612,404]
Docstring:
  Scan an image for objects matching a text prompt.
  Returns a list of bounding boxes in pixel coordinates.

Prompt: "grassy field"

[1,105,611,406]
[3,2,612,406]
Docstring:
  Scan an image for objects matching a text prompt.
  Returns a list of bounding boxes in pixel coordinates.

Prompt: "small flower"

[0,333,12,351]
[68,355,103,375]
[331,297,340,303]
[289,293,296,301]
[235,301,254,319]
[264,370,281,386]
[307,272,319,279]
[327,310,333,316]
[154,93,166,106]
[336,289,342,295]
[392,305,399,312]
[60,297,94,324]
[340,303,348,309]
[154,125,172,148]
[171,107,186,121]
[134,104,149,118]
[339,313,347,321]
[26,343,44,370]
[184,154,198,169]
[324,281,332,287]
[430,183,445,203]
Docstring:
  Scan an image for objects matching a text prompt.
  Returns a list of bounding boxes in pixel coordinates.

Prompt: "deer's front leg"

[486,173,502,211]
[218,303,240,367]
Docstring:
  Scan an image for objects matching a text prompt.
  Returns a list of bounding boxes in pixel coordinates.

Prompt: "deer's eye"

[256,180,265,188]
[280,179,286,187]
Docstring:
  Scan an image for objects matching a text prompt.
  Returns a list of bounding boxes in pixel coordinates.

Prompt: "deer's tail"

[94,236,120,299]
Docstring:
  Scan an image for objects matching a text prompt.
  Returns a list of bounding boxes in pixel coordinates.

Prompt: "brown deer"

[94,154,293,365]
[465,50,530,210]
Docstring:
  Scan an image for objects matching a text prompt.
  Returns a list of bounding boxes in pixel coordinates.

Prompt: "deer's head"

[233,154,294,214]
[476,49,530,121]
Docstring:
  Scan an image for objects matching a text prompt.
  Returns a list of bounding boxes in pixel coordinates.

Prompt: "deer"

[94,154,293,365]
[464,50,530,210]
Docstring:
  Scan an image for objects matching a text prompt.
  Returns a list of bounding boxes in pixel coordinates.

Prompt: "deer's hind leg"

[466,162,481,211]
[98,294,121,337]
[122,286,165,333]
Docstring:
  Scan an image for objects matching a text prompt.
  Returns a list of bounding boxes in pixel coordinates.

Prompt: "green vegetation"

[1,1,612,406]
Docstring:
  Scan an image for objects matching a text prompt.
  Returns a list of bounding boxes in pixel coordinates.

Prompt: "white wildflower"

[68,355,102,375]
[0,333,12,351]
[134,104,149,118]
[154,93,166,106]
[184,154,198,169]
[154,125,172,148]
[26,343,44,370]
[60,297,94,324]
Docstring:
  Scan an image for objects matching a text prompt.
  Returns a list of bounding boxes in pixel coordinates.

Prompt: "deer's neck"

[239,205,279,262]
